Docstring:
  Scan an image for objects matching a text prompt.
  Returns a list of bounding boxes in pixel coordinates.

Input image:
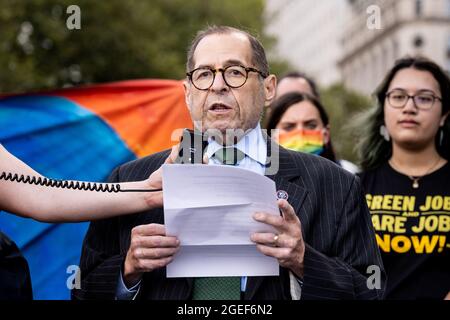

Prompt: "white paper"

[162,164,280,278]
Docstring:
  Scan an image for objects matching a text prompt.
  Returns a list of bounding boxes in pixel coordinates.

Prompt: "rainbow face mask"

[278,129,325,155]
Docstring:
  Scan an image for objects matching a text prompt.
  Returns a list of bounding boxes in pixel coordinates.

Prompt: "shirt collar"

[206,123,267,166]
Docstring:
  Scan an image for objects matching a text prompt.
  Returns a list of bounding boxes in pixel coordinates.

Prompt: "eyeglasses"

[386,90,442,110]
[186,65,267,90]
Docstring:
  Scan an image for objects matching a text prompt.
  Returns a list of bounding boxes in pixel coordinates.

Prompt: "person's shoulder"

[283,148,355,182]
[358,162,387,179]
[338,159,360,174]
[280,149,363,198]
[115,149,171,176]
[440,161,450,173]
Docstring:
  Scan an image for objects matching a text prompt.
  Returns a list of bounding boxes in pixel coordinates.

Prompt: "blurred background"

[0,0,449,299]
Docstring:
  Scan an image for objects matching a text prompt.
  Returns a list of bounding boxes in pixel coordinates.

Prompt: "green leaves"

[0,0,286,93]
[321,83,373,162]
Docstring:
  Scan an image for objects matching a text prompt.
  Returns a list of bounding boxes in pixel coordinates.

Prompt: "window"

[415,0,422,17]
[393,39,399,60]
[413,35,424,48]
[447,36,450,73]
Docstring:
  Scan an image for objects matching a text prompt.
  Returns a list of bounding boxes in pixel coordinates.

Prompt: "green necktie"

[212,147,246,165]
[192,277,241,300]
[192,147,245,300]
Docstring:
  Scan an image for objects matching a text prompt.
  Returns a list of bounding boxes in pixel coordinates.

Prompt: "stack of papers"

[162,164,280,278]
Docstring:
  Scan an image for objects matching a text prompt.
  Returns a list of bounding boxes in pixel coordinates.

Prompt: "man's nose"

[210,71,228,92]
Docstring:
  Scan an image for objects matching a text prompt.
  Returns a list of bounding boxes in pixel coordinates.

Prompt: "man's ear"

[183,79,192,111]
[263,74,277,105]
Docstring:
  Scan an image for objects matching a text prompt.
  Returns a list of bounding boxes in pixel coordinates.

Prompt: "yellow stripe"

[370,210,401,215]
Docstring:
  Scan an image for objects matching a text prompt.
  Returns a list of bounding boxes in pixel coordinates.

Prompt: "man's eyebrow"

[195,64,213,69]
[195,59,246,69]
[223,59,245,67]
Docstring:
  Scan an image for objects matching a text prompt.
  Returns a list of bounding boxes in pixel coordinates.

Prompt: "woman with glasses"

[355,56,450,299]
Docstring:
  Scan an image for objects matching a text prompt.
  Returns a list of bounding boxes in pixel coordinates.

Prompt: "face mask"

[278,129,325,155]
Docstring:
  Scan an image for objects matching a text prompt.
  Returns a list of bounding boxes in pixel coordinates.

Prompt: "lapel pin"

[276,190,288,200]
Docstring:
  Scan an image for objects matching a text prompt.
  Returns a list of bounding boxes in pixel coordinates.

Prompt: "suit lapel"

[244,142,309,300]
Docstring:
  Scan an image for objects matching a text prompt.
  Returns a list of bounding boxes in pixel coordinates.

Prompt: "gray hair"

[186,25,269,77]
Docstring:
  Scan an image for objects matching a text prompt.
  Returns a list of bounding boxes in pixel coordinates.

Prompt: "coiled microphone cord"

[0,172,162,193]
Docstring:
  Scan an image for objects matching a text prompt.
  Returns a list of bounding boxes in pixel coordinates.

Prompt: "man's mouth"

[208,103,233,113]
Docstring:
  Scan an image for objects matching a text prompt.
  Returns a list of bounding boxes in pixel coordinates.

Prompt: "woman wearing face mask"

[265,92,359,173]
[355,56,450,299]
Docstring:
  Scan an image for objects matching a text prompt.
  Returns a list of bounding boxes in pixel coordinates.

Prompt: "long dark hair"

[265,92,337,162]
[355,56,450,171]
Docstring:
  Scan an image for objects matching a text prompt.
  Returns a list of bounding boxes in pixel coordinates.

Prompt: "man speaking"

[72,26,385,300]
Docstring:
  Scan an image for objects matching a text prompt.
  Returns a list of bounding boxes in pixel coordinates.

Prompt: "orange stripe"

[50,79,193,157]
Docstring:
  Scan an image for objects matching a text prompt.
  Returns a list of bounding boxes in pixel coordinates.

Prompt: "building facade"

[265,0,450,95]
[265,0,350,87]
[340,0,450,94]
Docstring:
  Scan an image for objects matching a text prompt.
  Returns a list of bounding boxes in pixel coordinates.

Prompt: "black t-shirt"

[359,161,450,299]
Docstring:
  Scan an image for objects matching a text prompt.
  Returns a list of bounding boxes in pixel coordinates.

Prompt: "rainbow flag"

[278,129,324,155]
[0,79,192,299]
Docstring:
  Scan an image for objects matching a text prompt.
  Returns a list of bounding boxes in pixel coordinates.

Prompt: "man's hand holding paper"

[162,164,285,278]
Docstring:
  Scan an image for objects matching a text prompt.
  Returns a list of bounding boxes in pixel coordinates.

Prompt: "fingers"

[251,232,298,249]
[250,232,278,247]
[132,223,166,237]
[253,212,286,231]
[252,200,301,235]
[252,232,303,271]
[146,144,178,192]
[166,144,180,164]
[125,223,181,276]
[255,244,290,260]
[203,152,209,164]
[165,142,208,164]
[254,237,305,278]
[251,200,305,274]
[131,224,179,248]
[132,247,179,260]
[131,234,179,248]
[277,199,297,223]
[134,256,175,271]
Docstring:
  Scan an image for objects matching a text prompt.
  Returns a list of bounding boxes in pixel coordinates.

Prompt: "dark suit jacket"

[72,145,385,300]
[0,231,33,300]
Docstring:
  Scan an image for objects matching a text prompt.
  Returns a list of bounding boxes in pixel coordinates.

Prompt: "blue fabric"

[0,95,136,299]
[116,269,141,300]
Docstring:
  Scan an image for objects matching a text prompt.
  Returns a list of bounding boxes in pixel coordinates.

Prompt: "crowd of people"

[1,25,449,300]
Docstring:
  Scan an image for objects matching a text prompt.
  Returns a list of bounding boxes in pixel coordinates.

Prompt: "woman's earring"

[379,125,390,141]
[439,127,444,147]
